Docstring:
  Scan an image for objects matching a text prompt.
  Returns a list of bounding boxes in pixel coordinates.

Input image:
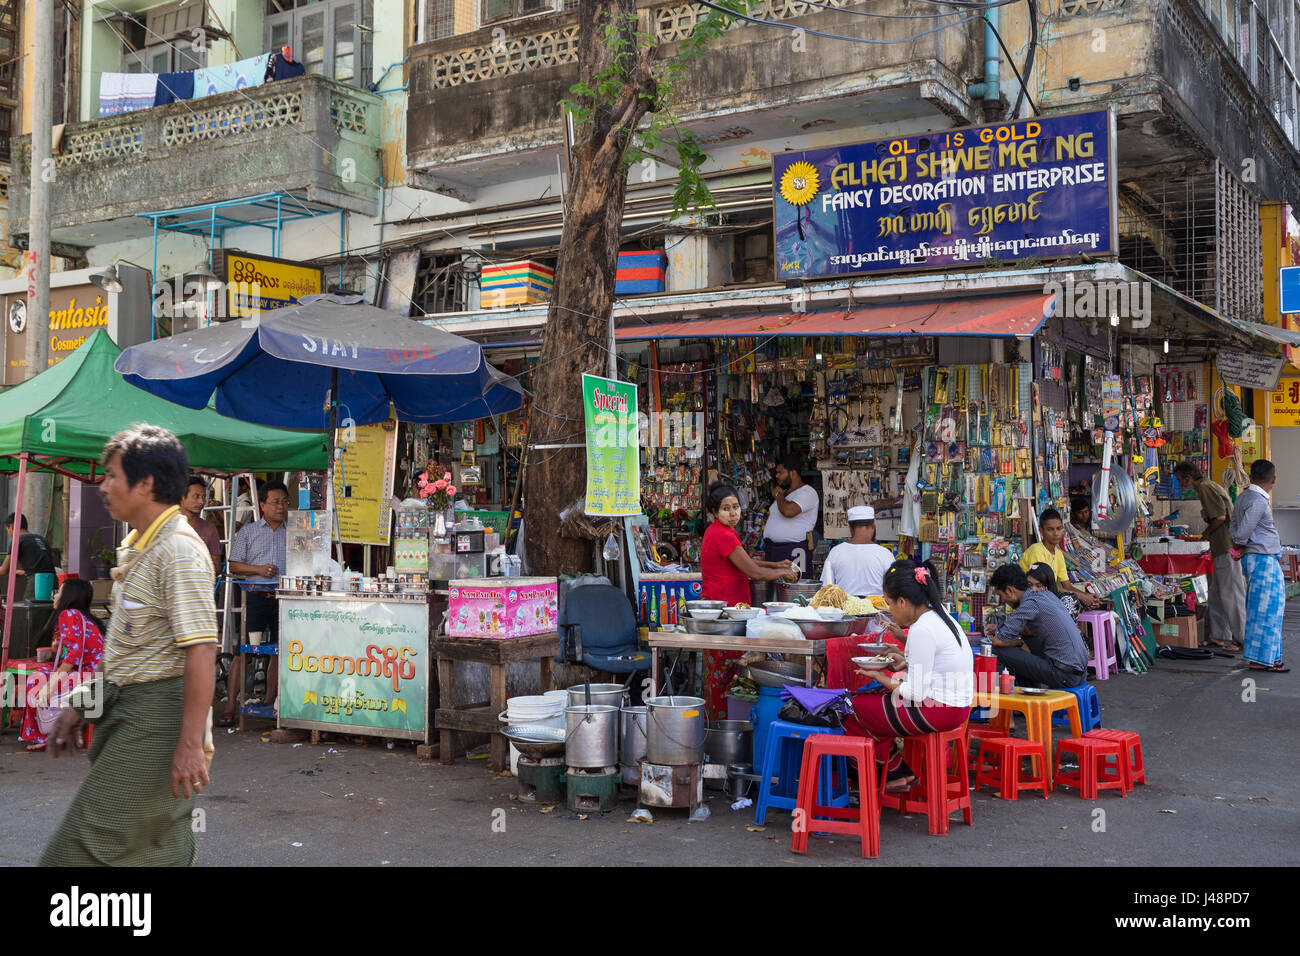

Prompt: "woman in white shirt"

[851,559,973,791]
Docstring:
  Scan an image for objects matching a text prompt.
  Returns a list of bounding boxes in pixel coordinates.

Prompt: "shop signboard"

[582,373,640,516]
[333,413,398,545]
[279,598,429,741]
[774,109,1116,279]
[1270,377,1300,427]
[219,251,323,317]
[1217,347,1287,392]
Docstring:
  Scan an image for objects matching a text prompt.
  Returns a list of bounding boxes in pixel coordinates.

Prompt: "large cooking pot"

[703,720,753,769]
[619,706,648,766]
[645,695,706,765]
[564,704,619,768]
[776,579,826,604]
[566,683,628,709]
[750,578,775,607]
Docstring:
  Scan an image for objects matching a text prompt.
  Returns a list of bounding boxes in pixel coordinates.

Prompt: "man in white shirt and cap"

[820,505,895,597]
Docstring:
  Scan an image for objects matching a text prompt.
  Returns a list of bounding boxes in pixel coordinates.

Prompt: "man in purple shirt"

[181,475,222,569]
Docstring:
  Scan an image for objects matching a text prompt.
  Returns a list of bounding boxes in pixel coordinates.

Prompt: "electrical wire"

[984,16,1038,116]
[1011,0,1037,119]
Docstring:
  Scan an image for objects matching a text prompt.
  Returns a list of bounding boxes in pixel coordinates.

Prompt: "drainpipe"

[966,0,1002,123]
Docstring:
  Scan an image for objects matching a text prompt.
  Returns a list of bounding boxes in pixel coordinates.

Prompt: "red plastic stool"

[880,725,972,835]
[966,725,1009,774]
[791,736,880,859]
[1085,729,1145,788]
[1054,737,1128,799]
[973,736,1048,800]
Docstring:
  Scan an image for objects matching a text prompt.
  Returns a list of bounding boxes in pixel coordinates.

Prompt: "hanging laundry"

[193,53,271,97]
[265,46,306,83]
[154,71,195,107]
[98,72,158,117]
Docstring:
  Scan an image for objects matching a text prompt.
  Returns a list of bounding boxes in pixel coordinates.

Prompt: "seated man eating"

[984,563,1090,689]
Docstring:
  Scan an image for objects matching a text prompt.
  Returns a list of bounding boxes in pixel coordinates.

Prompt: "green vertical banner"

[583,372,640,516]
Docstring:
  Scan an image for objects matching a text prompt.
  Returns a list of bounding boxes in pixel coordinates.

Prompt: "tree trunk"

[523,0,655,576]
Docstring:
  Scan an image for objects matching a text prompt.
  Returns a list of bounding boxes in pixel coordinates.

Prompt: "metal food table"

[647,631,828,696]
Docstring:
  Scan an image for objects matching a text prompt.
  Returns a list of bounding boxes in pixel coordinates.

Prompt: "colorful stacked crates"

[479,260,555,307]
[615,251,667,295]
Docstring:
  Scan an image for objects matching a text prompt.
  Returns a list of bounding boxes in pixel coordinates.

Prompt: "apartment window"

[414,253,472,314]
[482,0,575,25]
[425,0,456,40]
[732,227,772,283]
[124,42,205,74]
[266,0,372,88]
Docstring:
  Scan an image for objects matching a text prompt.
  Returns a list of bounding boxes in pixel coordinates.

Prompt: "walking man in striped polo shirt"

[43,424,218,866]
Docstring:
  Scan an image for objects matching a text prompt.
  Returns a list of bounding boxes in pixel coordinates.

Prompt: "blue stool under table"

[753,719,851,826]
[1053,684,1101,731]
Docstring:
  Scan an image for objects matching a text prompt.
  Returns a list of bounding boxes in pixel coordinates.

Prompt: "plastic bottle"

[649,587,658,629]
[999,669,1014,694]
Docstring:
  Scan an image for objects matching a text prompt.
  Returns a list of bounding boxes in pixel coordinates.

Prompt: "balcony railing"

[8,73,382,237]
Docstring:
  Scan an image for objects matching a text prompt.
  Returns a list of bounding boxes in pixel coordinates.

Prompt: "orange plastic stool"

[1084,729,1145,787]
[880,725,972,835]
[973,736,1048,800]
[1054,737,1128,799]
[791,736,880,859]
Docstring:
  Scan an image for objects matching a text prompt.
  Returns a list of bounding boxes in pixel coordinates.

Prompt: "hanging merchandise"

[1152,362,1209,499]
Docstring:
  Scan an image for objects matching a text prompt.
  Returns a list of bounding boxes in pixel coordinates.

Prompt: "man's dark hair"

[102,425,189,504]
[777,453,803,474]
[1069,495,1091,520]
[186,474,208,493]
[1174,461,1203,482]
[1038,508,1062,526]
[5,512,27,530]
[1250,459,1276,483]
[848,519,875,532]
[990,563,1030,593]
[258,479,290,504]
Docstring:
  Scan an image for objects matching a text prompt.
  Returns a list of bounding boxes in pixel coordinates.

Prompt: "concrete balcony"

[8,73,382,246]
[406,0,981,189]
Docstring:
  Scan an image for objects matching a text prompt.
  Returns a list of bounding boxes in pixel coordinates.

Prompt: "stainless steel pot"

[645,695,706,765]
[619,706,648,766]
[703,720,753,769]
[750,578,775,607]
[566,683,628,709]
[776,579,826,604]
[564,704,619,768]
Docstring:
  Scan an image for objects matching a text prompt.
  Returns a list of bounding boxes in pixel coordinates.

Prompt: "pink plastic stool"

[1078,610,1119,680]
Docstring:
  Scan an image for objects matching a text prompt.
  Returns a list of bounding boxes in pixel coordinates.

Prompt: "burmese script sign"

[278,598,428,741]
[774,110,1116,279]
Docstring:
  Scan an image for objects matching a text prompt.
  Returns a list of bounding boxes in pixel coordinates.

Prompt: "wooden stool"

[433,633,559,771]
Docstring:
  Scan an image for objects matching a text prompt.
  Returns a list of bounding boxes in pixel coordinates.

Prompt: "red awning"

[615,291,1056,340]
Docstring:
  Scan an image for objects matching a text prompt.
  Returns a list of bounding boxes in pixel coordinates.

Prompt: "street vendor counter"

[647,631,827,696]
[276,590,431,742]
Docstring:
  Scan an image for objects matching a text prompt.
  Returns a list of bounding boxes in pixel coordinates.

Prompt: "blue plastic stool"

[1052,684,1101,731]
[749,686,786,767]
[753,719,850,826]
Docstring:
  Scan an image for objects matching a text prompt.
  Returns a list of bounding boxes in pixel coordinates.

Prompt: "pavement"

[2,601,1297,867]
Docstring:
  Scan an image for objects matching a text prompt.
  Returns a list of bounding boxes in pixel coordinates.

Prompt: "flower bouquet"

[417,469,457,536]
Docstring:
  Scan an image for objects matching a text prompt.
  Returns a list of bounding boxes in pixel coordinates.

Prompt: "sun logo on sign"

[779,162,820,207]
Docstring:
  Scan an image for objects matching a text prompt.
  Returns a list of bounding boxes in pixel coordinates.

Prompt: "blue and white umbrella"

[115,293,524,427]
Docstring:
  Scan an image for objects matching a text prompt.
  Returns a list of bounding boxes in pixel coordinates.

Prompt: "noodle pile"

[809,584,848,609]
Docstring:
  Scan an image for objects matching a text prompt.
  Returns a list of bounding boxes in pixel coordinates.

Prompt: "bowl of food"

[851,655,893,668]
[724,606,761,620]
[763,601,797,613]
[688,608,723,621]
[816,607,846,622]
[842,596,879,615]
[857,643,894,656]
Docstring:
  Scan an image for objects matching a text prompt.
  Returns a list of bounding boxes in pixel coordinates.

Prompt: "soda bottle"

[649,587,658,629]
[659,585,669,626]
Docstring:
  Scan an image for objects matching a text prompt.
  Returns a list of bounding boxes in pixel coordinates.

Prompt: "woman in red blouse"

[20,578,105,750]
[699,483,797,718]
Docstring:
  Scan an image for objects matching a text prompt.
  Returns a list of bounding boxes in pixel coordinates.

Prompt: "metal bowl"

[747,660,810,688]
[688,608,724,621]
[685,600,726,612]
[724,606,761,620]
[787,617,855,639]
[685,617,747,636]
[845,616,873,635]
[501,724,567,758]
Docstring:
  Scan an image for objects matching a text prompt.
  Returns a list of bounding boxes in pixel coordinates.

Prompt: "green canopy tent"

[0,329,326,673]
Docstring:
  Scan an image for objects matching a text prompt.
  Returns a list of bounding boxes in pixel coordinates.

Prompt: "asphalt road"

[3,602,1297,867]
